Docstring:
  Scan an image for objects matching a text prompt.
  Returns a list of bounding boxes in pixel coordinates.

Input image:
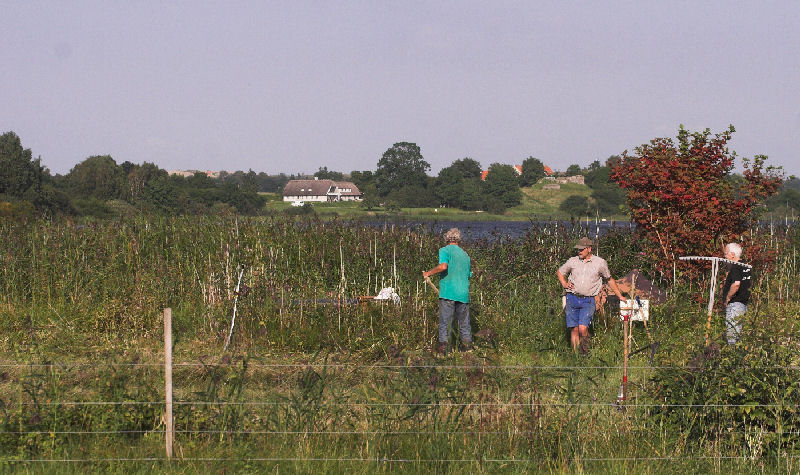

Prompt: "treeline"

[766,176,800,213]
[0,131,303,217]
[346,142,627,215]
[4,130,795,219]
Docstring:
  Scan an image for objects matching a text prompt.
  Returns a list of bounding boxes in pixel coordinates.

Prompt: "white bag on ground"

[374,287,400,304]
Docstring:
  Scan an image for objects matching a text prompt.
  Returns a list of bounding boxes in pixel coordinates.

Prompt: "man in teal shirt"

[422,228,472,354]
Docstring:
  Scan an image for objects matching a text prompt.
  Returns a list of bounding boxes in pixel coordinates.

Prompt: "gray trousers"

[438,299,471,344]
[725,302,746,344]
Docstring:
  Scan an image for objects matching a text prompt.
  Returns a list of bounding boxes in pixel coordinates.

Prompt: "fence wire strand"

[2,362,799,370]
[8,429,800,436]
[6,455,800,464]
[7,400,800,408]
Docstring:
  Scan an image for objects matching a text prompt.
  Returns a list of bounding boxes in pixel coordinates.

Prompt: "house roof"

[479,164,531,181]
[334,181,361,196]
[282,179,361,197]
[282,179,335,196]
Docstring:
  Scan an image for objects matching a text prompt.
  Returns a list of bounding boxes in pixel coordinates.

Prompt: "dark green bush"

[559,195,589,217]
[651,334,800,456]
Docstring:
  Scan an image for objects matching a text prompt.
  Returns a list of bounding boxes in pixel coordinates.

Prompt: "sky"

[3,1,799,177]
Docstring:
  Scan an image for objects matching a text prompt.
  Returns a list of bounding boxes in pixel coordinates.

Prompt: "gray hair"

[444,228,462,243]
[725,242,742,258]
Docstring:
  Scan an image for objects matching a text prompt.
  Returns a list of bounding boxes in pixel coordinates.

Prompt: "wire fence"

[7,400,800,408]
[4,311,799,469]
[3,361,800,370]
[8,455,800,464]
[7,429,800,436]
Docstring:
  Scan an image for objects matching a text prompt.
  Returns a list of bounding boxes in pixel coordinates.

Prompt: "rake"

[679,256,752,345]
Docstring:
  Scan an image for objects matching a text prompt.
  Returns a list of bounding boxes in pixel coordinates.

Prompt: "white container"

[619,299,649,322]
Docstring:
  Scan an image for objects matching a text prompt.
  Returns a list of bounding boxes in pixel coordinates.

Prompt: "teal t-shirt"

[438,244,471,303]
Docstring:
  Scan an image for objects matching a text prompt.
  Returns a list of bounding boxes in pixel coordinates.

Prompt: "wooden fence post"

[164,308,174,459]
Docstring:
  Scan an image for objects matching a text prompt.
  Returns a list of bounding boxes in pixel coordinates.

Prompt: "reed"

[1,215,799,472]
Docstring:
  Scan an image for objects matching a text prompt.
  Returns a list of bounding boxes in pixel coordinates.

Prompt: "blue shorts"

[565,293,595,328]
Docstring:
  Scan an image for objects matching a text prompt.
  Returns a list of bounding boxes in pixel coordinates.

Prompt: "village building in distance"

[477,164,584,189]
[282,178,362,204]
[479,164,556,181]
[168,170,221,179]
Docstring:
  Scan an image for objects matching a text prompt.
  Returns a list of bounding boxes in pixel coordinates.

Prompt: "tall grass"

[1,215,799,472]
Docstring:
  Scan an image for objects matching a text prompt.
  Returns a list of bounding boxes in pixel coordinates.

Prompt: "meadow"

[262,181,628,222]
[1,215,799,473]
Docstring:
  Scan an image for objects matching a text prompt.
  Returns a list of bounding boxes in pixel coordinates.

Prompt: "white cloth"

[374,287,400,304]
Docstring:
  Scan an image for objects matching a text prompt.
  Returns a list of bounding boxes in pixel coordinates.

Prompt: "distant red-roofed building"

[480,164,552,181]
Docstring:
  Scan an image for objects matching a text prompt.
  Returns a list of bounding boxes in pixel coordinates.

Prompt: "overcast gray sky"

[3,1,799,176]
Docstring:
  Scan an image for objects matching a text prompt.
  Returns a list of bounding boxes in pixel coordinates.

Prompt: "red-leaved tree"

[610,125,783,281]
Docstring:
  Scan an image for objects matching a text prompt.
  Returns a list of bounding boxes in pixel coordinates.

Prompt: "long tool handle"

[622,313,629,403]
[424,275,438,294]
[705,260,719,346]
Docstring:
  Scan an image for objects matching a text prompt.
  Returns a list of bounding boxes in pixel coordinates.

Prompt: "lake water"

[362,219,636,242]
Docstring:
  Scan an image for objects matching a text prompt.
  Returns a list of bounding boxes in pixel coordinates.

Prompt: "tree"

[375,142,430,197]
[566,164,583,176]
[590,186,625,214]
[66,155,124,200]
[187,171,216,189]
[483,196,506,214]
[359,183,380,210]
[0,131,45,204]
[483,163,522,208]
[387,184,437,208]
[314,166,344,181]
[448,157,482,180]
[435,166,464,208]
[123,162,166,202]
[350,170,375,190]
[520,156,546,186]
[585,160,614,189]
[460,179,484,211]
[435,158,483,208]
[560,195,589,216]
[610,125,783,279]
[143,176,179,213]
[784,177,800,191]
[766,186,800,211]
[241,169,260,193]
[585,162,627,215]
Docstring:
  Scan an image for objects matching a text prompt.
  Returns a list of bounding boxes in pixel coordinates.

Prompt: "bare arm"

[423,263,448,278]
[606,277,625,300]
[557,270,574,291]
[725,281,741,305]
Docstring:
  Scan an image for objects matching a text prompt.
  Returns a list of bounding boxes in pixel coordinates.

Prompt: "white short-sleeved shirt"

[558,255,611,297]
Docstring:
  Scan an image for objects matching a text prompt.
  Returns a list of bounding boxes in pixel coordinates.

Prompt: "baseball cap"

[574,237,593,250]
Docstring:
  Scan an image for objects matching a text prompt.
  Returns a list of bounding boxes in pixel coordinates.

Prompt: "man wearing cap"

[557,237,625,354]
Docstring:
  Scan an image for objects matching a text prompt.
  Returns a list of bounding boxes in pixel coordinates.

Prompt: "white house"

[282,179,362,203]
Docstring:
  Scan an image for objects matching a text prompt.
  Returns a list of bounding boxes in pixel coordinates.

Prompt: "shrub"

[559,195,588,217]
[651,335,800,456]
[71,197,116,218]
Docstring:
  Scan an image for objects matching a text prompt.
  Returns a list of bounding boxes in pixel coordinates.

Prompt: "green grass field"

[263,182,626,221]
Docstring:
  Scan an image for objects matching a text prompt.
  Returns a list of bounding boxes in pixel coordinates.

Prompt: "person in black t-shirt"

[721,242,751,344]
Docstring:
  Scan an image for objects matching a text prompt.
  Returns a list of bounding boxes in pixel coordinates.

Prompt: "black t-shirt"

[722,264,751,305]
